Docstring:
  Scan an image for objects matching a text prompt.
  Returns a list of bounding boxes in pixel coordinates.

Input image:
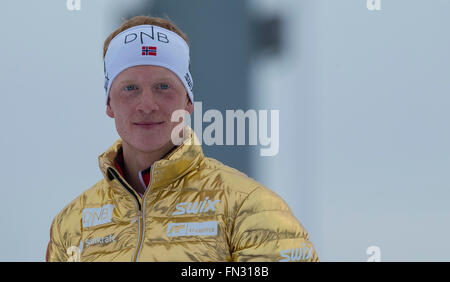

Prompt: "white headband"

[103,24,194,104]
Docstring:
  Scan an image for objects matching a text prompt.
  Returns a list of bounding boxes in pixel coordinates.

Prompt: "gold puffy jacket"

[46,127,319,262]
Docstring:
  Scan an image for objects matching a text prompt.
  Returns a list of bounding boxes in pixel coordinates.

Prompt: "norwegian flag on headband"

[142,46,157,56]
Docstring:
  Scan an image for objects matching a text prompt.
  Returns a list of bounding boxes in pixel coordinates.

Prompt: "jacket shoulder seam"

[232,185,262,225]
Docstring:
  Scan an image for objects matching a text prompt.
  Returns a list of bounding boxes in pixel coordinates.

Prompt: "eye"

[158,83,170,90]
[124,84,137,91]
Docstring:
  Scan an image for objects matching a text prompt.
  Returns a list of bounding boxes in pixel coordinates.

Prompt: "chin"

[130,137,168,152]
[128,133,175,153]
[118,124,176,153]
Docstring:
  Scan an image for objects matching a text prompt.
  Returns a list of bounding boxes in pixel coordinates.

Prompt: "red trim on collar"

[142,171,150,187]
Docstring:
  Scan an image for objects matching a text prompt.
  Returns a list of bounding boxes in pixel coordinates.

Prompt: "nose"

[136,87,159,114]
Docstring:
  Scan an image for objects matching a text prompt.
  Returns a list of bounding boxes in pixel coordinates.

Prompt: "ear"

[185,98,194,115]
[106,97,115,118]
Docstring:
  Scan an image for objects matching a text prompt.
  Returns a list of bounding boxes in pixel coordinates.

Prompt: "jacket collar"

[98,126,203,192]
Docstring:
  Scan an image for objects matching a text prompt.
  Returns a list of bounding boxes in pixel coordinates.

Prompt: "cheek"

[165,95,190,116]
[158,101,178,118]
[113,108,133,131]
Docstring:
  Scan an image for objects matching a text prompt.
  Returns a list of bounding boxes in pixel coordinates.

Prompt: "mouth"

[133,121,164,129]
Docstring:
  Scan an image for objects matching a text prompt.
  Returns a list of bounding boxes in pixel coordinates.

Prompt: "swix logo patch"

[279,242,314,262]
[172,197,220,216]
[82,204,114,228]
[141,46,157,56]
[167,221,218,237]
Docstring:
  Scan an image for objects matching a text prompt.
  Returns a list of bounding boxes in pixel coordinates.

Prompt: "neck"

[121,141,175,195]
[120,126,190,195]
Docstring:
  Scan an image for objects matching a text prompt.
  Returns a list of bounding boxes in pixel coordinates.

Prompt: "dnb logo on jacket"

[82,204,114,228]
[172,197,220,216]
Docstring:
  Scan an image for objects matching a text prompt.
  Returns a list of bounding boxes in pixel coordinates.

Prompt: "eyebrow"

[118,80,137,85]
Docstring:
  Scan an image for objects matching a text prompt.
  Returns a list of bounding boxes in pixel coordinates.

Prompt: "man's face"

[106,65,193,153]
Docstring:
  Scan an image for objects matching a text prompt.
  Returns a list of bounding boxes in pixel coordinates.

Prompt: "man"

[46,15,319,262]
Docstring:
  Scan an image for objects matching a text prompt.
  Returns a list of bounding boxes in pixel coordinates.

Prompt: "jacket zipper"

[134,165,156,261]
[107,165,156,262]
[107,167,143,262]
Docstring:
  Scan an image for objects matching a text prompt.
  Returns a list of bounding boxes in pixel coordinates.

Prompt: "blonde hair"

[103,15,189,60]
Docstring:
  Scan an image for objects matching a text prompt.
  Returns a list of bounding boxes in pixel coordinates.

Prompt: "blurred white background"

[1,0,449,261]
